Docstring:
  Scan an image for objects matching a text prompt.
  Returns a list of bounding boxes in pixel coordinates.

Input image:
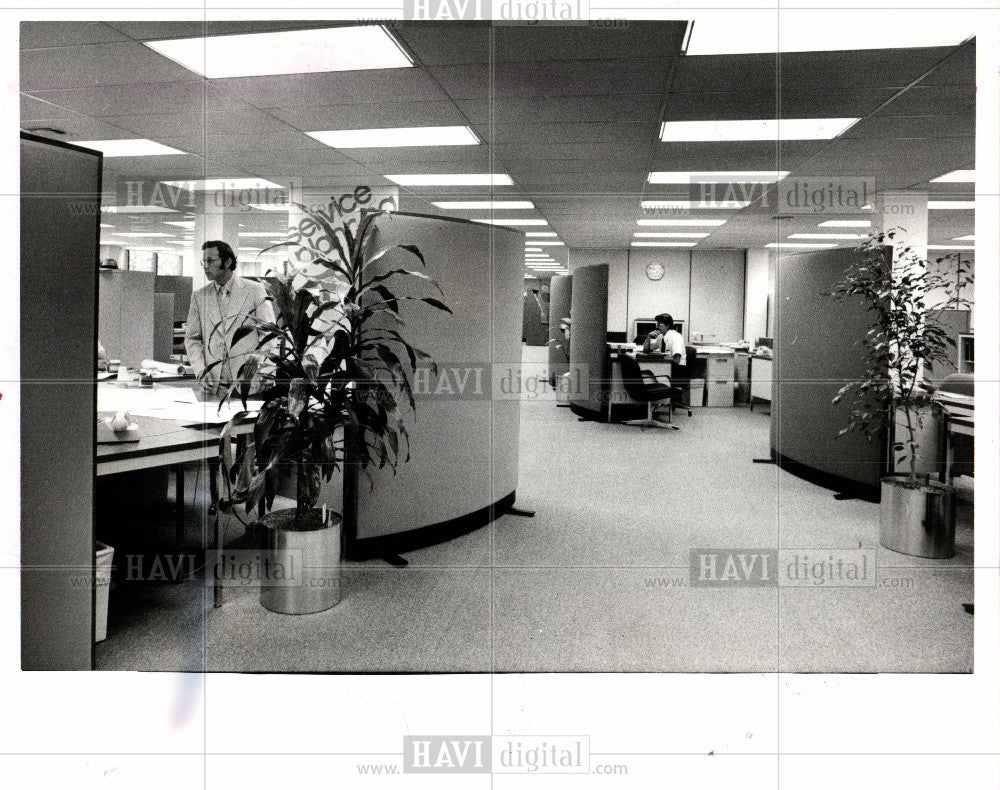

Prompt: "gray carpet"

[95,346,974,673]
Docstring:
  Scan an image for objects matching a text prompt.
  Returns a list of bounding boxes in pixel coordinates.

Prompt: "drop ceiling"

[20,20,976,264]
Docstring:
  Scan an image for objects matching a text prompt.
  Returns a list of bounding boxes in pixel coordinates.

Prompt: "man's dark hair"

[654,313,674,329]
[202,240,237,271]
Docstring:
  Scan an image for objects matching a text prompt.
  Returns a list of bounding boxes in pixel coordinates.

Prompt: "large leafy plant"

[214,207,451,527]
[830,230,972,488]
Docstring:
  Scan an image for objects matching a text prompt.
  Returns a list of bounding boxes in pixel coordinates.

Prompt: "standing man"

[642,313,686,365]
[186,240,275,395]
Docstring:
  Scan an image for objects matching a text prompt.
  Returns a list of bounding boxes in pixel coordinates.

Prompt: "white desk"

[749,355,773,411]
[935,391,974,484]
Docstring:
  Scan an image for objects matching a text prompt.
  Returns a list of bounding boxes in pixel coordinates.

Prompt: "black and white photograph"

[5,4,998,788]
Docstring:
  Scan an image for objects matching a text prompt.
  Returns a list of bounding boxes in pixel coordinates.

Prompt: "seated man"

[642,313,686,366]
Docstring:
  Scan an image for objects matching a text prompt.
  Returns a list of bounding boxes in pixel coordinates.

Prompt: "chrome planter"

[259,508,342,614]
[879,476,955,559]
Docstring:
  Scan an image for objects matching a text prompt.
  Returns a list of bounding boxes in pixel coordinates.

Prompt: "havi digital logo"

[403,0,490,20]
[403,736,491,774]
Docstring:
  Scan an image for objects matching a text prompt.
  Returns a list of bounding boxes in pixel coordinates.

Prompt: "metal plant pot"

[259,508,342,614]
[879,476,955,559]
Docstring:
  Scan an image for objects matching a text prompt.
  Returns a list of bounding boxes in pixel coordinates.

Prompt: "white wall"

[626,248,691,339]
[689,249,745,343]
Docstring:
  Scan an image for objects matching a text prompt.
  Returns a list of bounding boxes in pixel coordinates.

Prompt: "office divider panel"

[770,247,887,490]
[351,212,523,550]
[21,133,100,669]
[98,269,155,368]
[568,264,609,418]
[689,250,744,343]
[547,275,572,382]
[155,274,193,322]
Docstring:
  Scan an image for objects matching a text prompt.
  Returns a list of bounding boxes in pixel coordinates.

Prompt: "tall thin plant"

[830,230,973,488]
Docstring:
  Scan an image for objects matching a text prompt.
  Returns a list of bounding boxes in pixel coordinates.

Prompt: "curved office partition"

[547,274,572,383]
[350,211,523,556]
[568,264,609,419]
[770,246,888,492]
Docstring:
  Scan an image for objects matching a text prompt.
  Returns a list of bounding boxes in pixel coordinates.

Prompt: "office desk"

[935,391,974,484]
[96,382,259,607]
[749,355,773,411]
[606,351,672,421]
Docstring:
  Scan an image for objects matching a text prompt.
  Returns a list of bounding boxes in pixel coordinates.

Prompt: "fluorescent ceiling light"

[385,174,513,186]
[638,219,727,227]
[634,232,709,238]
[928,244,974,250]
[525,240,565,246]
[165,240,193,245]
[648,171,788,183]
[308,126,478,149]
[70,138,185,157]
[819,220,872,227]
[238,232,289,238]
[100,223,114,228]
[144,25,412,79]
[631,241,698,247]
[642,199,750,210]
[788,233,866,240]
[434,200,534,209]
[660,118,858,142]
[928,201,975,210]
[525,246,543,252]
[766,243,838,249]
[248,203,290,212]
[685,17,973,55]
[931,169,975,183]
[471,218,548,226]
[163,220,196,229]
[525,232,558,237]
[161,177,284,191]
[112,232,175,238]
[102,205,178,214]
[952,235,975,241]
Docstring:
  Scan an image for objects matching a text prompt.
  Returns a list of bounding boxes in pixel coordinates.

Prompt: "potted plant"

[830,229,973,558]
[214,207,450,613]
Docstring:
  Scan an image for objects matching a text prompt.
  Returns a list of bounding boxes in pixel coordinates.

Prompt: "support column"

[880,190,928,263]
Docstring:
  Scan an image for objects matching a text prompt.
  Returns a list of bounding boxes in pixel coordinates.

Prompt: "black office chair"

[668,346,699,418]
[618,354,678,430]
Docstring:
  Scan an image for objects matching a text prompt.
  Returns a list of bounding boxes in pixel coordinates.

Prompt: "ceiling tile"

[21,42,198,91]
[20,22,132,48]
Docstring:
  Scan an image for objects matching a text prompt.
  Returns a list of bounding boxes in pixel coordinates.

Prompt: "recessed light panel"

[102,205,179,214]
[164,221,196,229]
[525,241,565,246]
[638,219,727,227]
[660,118,858,142]
[71,139,185,157]
[308,126,479,148]
[788,233,866,240]
[161,178,284,191]
[112,232,175,238]
[435,200,534,209]
[928,245,975,250]
[144,25,412,78]
[766,243,838,249]
[648,171,789,183]
[952,235,975,241]
[525,232,558,237]
[928,201,975,210]
[818,220,872,228]
[385,174,513,186]
[472,218,548,226]
[642,199,750,210]
[930,169,975,183]
[634,232,710,238]
[631,242,698,247]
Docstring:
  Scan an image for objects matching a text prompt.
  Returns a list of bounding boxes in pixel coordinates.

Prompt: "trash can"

[94,542,114,642]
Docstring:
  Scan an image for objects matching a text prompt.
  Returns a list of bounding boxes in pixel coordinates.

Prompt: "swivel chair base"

[624,401,679,431]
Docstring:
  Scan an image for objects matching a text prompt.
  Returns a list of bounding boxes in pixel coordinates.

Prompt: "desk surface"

[95,414,218,473]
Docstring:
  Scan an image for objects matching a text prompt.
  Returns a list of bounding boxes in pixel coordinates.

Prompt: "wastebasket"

[94,542,114,642]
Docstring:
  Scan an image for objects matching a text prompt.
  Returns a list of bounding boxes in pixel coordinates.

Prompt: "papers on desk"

[98,383,261,425]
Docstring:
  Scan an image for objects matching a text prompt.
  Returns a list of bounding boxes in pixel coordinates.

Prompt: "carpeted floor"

[95,346,974,673]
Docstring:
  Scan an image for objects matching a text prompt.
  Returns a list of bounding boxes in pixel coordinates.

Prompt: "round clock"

[645,263,665,281]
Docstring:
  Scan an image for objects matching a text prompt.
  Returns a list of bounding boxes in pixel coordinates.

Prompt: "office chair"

[666,346,699,418]
[618,354,678,430]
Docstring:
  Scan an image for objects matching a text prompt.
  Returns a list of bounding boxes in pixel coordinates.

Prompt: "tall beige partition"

[568,264,609,419]
[351,212,523,554]
[770,247,887,491]
[99,269,154,368]
[153,293,174,362]
[21,133,100,669]
[547,274,572,383]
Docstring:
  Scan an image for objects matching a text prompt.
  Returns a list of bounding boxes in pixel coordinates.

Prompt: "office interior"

[19,20,980,673]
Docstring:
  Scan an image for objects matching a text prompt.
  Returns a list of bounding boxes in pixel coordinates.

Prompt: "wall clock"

[645,263,664,281]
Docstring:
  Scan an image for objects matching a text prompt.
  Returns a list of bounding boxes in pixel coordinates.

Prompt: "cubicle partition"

[349,212,523,556]
[547,274,572,383]
[21,133,101,669]
[770,246,888,493]
[568,264,610,419]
